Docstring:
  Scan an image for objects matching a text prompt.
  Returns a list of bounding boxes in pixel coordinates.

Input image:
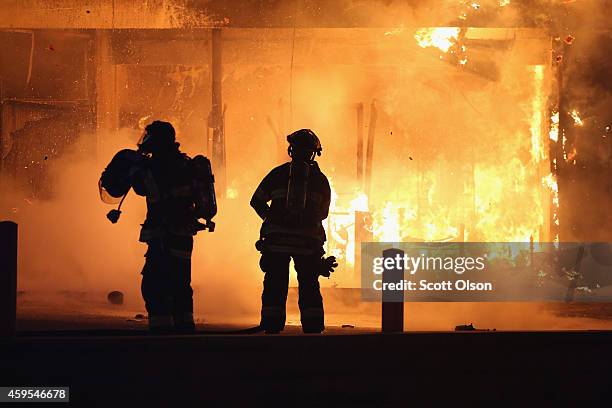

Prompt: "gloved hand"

[319,256,338,277]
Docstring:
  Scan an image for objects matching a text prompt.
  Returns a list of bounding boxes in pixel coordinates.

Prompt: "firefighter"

[251,129,336,334]
[132,121,203,333]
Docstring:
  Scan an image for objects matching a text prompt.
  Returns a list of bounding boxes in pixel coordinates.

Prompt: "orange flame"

[415,28,460,53]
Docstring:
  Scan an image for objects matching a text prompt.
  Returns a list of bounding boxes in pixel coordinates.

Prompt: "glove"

[319,256,338,278]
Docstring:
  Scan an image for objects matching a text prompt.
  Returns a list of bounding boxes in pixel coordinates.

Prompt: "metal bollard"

[0,221,17,337]
[381,248,404,333]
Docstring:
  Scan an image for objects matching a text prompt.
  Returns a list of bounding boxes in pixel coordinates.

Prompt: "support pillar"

[365,100,377,198]
[211,28,226,197]
[94,30,118,164]
[0,221,17,337]
[356,102,364,189]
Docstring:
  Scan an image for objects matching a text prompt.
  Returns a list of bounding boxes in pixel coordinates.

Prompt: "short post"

[382,248,404,333]
[0,221,17,337]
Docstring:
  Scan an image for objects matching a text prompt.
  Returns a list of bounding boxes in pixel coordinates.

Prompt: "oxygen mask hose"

[107,192,128,224]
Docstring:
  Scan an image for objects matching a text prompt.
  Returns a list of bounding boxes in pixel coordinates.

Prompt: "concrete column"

[94,30,118,163]
[211,28,226,197]
[0,102,15,188]
[0,221,17,337]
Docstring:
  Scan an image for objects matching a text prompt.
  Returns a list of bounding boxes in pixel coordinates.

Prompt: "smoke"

[1,131,140,290]
[1,127,263,324]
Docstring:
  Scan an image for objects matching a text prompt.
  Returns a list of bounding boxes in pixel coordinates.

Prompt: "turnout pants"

[260,252,324,333]
[141,238,194,331]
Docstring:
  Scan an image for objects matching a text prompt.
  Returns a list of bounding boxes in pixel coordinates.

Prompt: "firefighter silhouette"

[251,129,337,334]
[99,120,216,333]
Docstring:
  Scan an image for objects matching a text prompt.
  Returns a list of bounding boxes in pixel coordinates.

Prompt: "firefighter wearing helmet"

[99,120,217,333]
[134,121,198,333]
[251,129,337,334]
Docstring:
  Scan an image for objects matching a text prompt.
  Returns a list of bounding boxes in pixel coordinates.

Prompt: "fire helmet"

[137,120,176,154]
[287,129,322,158]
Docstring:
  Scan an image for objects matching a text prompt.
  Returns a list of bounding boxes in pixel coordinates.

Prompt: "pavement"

[4,291,612,406]
[3,327,612,406]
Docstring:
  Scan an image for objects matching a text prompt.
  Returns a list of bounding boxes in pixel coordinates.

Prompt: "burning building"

[0,1,610,325]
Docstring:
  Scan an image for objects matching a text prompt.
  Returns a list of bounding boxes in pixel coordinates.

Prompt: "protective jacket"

[251,161,331,252]
[133,149,199,259]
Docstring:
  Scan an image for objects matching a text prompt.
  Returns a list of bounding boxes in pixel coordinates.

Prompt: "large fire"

[322,31,561,286]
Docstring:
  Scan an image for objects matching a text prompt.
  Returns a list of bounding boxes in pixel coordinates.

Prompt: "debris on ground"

[107,291,124,305]
[455,323,496,331]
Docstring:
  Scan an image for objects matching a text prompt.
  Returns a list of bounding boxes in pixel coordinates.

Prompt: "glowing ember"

[542,173,559,206]
[570,109,584,126]
[542,172,560,240]
[415,27,460,53]
[567,147,578,162]
[549,111,559,142]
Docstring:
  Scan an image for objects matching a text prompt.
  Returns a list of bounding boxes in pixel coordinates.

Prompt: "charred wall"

[0,30,94,199]
[557,31,612,241]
